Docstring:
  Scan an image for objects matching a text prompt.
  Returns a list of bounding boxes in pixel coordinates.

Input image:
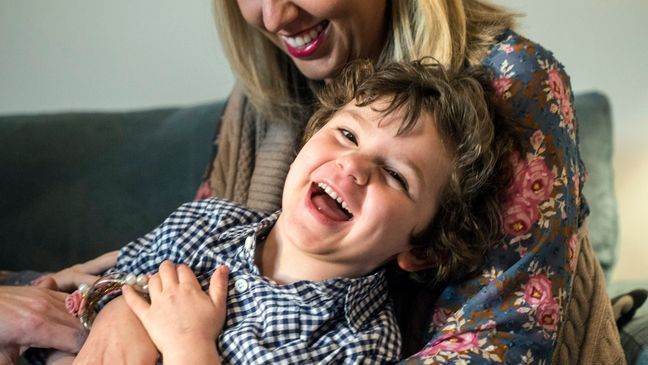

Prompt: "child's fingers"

[208,266,229,305]
[158,260,179,288]
[147,273,162,299]
[122,285,150,320]
[177,264,200,288]
[142,273,162,304]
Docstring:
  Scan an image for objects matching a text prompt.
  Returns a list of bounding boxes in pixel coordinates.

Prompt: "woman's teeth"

[317,182,351,215]
[282,23,324,48]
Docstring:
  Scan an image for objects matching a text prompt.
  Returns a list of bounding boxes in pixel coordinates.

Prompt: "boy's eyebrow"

[339,109,426,193]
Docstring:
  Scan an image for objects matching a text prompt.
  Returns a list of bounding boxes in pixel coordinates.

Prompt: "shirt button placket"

[244,235,254,251]
[234,278,249,293]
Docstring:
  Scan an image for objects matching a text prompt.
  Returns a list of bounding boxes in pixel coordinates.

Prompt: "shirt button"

[234,278,249,293]
[244,235,254,251]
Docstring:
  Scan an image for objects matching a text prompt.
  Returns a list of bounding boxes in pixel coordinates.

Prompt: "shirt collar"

[343,270,389,333]
[236,210,389,332]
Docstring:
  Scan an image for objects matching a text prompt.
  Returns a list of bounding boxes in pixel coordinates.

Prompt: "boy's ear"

[396,248,436,272]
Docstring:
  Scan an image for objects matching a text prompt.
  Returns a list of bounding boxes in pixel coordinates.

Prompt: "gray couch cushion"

[577,92,618,279]
[0,101,223,272]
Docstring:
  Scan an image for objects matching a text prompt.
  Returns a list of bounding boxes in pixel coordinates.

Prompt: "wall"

[1,0,646,280]
[493,0,648,281]
[0,0,231,113]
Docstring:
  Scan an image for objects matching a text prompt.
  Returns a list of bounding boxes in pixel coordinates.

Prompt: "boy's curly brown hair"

[302,58,513,285]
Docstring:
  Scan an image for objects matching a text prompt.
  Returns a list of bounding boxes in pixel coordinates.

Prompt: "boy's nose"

[261,0,300,33]
[336,153,370,186]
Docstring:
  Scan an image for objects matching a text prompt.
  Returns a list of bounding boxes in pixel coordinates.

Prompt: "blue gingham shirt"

[113,198,401,364]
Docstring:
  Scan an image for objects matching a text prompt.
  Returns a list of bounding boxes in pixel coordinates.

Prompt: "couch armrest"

[0,101,224,271]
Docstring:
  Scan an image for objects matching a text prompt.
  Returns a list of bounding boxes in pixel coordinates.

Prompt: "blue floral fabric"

[404,30,588,364]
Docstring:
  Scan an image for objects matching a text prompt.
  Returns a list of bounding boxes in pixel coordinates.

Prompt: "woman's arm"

[72,296,158,365]
[406,31,587,364]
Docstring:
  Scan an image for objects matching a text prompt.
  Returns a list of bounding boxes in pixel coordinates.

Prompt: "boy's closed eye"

[383,167,409,192]
[337,127,410,193]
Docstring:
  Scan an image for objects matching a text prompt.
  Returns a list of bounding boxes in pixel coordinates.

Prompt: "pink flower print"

[502,195,540,236]
[568,234,578,271]
[536,300,560,332]
[420,332,480,357]
[524,274,554,307]
[505,151,525,195]
[501,44,514,54]
[547,69,575,128]
[560,96,575,128]
[520,157,555,204]
[530,130,545,151]
[547,69,566,101]
[65,290,83,316]
[431,307,453,327]
[492,76,512,97]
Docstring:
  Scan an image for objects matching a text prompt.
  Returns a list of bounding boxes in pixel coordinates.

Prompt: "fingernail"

[30,275,49,286]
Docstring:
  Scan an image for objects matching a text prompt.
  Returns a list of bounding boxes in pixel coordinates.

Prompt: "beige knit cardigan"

[207,87,625,364]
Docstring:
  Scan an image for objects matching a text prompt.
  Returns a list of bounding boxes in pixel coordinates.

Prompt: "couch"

[1,93,645,363]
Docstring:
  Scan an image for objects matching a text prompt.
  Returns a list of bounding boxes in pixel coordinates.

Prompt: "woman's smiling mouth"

[280,21,328,58]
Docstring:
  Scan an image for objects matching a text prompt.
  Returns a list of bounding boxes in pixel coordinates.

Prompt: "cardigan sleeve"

[403,30,588,364]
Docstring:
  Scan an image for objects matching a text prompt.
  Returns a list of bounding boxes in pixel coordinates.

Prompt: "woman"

[197,0,620,363]
[2,1,621,364]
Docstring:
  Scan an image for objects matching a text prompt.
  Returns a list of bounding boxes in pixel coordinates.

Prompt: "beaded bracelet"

[65,272,150,330]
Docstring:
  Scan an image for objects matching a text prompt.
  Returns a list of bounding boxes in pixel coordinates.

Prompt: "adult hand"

[33,251,119,292]
[0,285,85,361]
[72,296,157,365]
[123,262,229,364]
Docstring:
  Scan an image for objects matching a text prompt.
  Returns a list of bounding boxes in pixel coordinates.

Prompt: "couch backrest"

[0,101,224,271]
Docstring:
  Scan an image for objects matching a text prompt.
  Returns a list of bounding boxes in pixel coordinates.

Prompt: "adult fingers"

[0,286,81,351]
[49,269,100,293]
[122,285,149,322]
[17,295,86,353]
[24,320,86,353]
[208,266,229,305]
[77,251,119,274]
[34,276,59,290]
[66,274,101,292]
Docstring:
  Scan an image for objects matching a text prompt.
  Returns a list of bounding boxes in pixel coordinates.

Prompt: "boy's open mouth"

[310,182,353,221]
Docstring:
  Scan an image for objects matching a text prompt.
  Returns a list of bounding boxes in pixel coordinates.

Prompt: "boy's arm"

[123,261,229,365]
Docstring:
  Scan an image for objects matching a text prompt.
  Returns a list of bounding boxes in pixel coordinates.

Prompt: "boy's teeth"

[324,186,338,200]
[317,182,352,215]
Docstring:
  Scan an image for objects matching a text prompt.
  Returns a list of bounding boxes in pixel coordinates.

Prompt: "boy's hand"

[123,261,229,364]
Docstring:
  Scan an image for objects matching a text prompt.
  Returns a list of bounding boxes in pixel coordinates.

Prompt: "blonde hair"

[213,0,516,123]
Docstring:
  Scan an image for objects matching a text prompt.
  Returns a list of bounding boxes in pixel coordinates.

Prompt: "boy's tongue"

[312,193,351,221]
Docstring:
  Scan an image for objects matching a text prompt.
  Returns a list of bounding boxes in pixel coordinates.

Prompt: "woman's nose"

[336,154,370,186]
[261,0,300,33]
